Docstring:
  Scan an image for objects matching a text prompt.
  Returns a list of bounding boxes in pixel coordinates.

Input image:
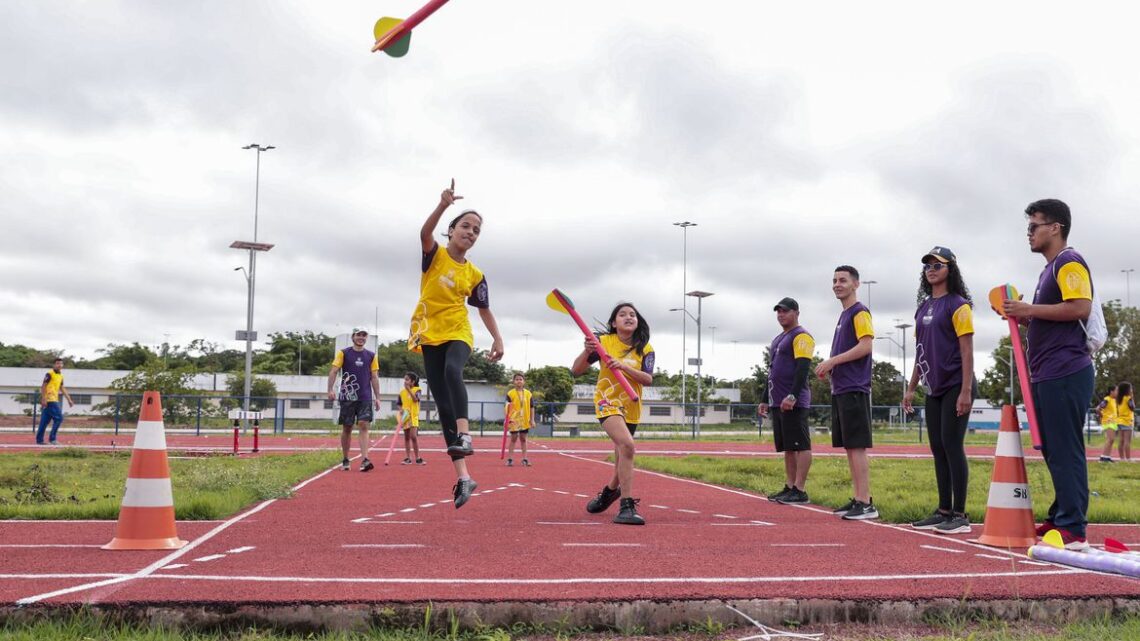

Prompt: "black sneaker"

[521,458,531,467]
[360,458,374,472]
[613,497,645,525]
[586,485,621,514]
[842,500,879,520]
[935,514,971,535]
[341,458,350,471]
[401,457,413,465]
[768,485,792,502]
[447,433,475,457]
[415,458,426,465]
[1099,455,1113,463]
[912,511,950,530]
[506,458,513,467]
[453,478,479,509]
[832,498,856,515]
[777,488,810,504]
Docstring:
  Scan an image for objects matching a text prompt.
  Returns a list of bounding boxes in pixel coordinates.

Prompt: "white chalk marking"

[226,546,255,554]
[377,512,396,517]
[343,544,425,549]
[649,504,670,509]
[552,490,569,495]
[419,503,436,508]
[770,543,844,547]
[713,514,738,519]
[354,520,424,524]
[351,518,371,524]
[537,521,603,526]
[677,509,700,514]
[976,553,1015,561]
[921,545,965,554]
[562,543,642,547]
[192,554,227,562]
[399,508,417,513]
[159,564,188,570]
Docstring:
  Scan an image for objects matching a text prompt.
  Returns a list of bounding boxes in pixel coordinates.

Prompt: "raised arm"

[421,179,463,253]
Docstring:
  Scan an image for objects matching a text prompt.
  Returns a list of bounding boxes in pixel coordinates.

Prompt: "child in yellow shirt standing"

[505,372,535,467]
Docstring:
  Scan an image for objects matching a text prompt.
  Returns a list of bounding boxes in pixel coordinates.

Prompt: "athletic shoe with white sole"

[447,433,475,457]
[768,485,792,503]
[934,514,971,535]
[613,497,645,525]
[341,458,350,471]
[360,458,374,472]
[777,488,810,505]
[842,500,879,520]
[832,498,856,515]
[911,511,950,530]
[586,485,621,514]
[453,478,479,509]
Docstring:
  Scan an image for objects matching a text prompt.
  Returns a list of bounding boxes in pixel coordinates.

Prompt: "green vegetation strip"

[2,611,1140,641]
[0,449,335,520]
[635,454,1140,525]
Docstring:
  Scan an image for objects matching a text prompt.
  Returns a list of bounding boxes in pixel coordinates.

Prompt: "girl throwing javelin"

[409,179,504,509]
[571,302,654,525]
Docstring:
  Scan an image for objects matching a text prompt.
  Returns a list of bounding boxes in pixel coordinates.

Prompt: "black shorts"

[772,407,811,452]
[597,417,637,436]
[338,400,374,427]
[511,429,530,435]
[831,392,872,449]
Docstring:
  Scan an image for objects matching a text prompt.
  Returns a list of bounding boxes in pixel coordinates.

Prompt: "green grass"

[636,453,1140,524]
[0,448,335,520]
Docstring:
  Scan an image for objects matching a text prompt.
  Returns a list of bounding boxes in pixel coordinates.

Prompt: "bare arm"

[370,371,381,409]
[570,338,596,376]
[477,307,504,362]
[327,367,341,400]
[1003,298,1091,323]
[956,334,974,415]
[60,385,73,407]
[421,179,463,253]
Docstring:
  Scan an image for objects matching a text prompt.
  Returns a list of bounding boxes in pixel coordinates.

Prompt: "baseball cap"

[922,246,956,264]
[351,327,369,335]
[773,297,799,312]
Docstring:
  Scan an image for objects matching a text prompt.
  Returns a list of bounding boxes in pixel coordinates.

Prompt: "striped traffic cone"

[971,404,1036,548]
[103,391,187,550]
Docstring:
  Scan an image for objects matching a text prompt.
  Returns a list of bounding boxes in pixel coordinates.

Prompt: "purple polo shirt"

[1027,248,1094,383]
[830,302,874,395]
[768,326,813,408]
[914,294,973,397]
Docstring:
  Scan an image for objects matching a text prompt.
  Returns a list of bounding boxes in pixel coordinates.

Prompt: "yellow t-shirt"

[399,386,421,427]
[1099,395,1118,426]
[1118,395,1134,426]
[408,243,489,353]
[42,371,63,403]
[592,334,655,425]
[506,388,534,432]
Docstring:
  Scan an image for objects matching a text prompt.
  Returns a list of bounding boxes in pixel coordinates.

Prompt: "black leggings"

[925,383,970,514]
[422,341,471,457]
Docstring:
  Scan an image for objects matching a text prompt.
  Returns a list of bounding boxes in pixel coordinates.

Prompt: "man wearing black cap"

[759,298,816,504]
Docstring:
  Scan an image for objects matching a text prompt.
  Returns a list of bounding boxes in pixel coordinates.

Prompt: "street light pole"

[896,323,913,424]
[234,143,275,429]
[1123,269,1135,307]
[674,221,696,418]
[687,290,714,438]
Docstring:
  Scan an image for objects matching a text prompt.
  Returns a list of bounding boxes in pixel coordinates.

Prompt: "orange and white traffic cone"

[971,404,1037,548]
[103,391,187,550]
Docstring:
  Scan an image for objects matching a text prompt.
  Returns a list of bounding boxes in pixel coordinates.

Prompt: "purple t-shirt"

[1027,248,1094,383]
[338,348,376,402]
[830,302,873,395]
[914,294,972,397]
[768,326,812,408]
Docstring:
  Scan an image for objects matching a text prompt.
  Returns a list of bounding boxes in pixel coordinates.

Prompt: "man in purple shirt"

[816,265,878,520]
[758,297,815,505]
[1003,199,1095,551]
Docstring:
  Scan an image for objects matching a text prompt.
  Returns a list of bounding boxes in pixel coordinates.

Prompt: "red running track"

[2,443,1139,605]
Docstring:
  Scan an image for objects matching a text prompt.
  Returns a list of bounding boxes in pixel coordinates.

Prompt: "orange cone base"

[970,506,1037,549]
[102,536,187,551]
[970,533,1037,548]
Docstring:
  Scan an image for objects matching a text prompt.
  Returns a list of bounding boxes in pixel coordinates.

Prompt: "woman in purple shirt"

[904,246,976,535]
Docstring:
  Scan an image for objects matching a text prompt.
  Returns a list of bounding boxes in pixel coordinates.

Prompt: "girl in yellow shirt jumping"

[409,180,504,509]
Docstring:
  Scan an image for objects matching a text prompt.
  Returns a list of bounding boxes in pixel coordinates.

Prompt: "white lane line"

[751,520,775,525]
[377,512,396,517]
[921,545,965,554]
[649,505,670,509]
[226,546,255,554]
[532,487,546,491]
[1,573,129,580]
[351,518,371,524]
[480,489,496,494]
[136,569,1084,585]
[15,460,344,605]
[574,494,589,498]
[399,508,417,513]
[1021,560,1050,566]
[677,509,700,514]
[713,514,738,519]
[537,521,603,526]
[562,543,643,547]
[342,544,425,549]
[0,544,102,548]
[440,499,453,504]
[770,543,844,547]
[193,554,227,562]
[713,523,774,527]
[419,503,436,508]
[496,486,508,491]
[976,553,1015,561]
[159,564,188,570]
[552,490,569,495]
[354,521,424,524]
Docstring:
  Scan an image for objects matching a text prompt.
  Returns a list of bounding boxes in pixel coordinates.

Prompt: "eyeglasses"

[922,262,946,272]
[1027,221,1059,235]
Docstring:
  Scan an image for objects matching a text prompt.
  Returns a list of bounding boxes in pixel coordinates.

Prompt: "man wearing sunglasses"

[1002,199,1095,551]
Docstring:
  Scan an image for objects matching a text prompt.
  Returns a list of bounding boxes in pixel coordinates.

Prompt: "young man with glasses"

[1002,199,1095,550]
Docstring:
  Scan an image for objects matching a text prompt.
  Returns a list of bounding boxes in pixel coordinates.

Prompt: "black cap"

[922,246,956,264]
[773,297,799,312]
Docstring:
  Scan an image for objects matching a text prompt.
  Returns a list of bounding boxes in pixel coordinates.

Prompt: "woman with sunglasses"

[903,246,976,535]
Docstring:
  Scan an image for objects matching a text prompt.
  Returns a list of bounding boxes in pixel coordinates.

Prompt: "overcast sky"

[3,1,1138,382]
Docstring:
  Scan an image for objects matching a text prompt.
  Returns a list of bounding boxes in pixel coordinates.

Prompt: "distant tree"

[375,340,426,378]
[871,360,904,408]
[978,335,1022,408]
[94,363,199,421]
[463,349,508,384]
[0,342,61,368]
[524,366,574,421]
[224,372,279,410]
[88,343,158,370]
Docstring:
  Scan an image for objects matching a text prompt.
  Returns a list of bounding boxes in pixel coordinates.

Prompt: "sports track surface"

[2,434,1138,606]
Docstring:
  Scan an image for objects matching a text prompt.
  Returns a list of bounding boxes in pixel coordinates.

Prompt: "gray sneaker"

[935,514,971,535]
[842,500,879,520]
[777,488,810,505]
[447,433,475,457]
[912,511,950,530]
[453,478,479,509]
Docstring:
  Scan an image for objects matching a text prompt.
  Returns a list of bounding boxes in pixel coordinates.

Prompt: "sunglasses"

[1027,221,1060,235]
[922,262,946,272]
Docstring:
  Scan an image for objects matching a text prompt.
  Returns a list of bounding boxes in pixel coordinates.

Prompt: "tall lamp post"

[895,323,913,424]
[1123,269,1135,308]
[673,221,697,413]
[673,291,714,437]
[232,143,275,429]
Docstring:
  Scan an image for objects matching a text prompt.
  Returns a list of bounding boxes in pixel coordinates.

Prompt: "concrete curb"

[4,598,1140,634]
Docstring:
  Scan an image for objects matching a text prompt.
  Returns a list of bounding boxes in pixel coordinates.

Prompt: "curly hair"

[916,261,973,306]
